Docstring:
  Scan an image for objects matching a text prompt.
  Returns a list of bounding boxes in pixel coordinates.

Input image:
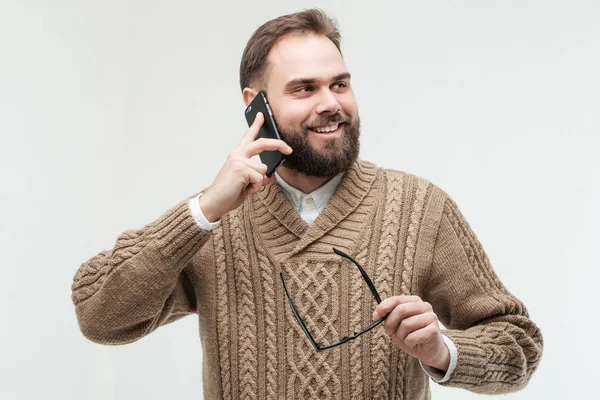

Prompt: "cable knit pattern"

[72,160,543,399]
[229,207,259,400]
[213,225,231,399]
[443,198,527,321]
[395,176,430,398]
[285,260,342,399]
[400,178,429,297]
[349,209,376,399]
[444,198,522,308]
[256,243,278,400]
[72,249,119,304]
[72,209,166,304]
[371,170,404,399]
[446,199,499,288]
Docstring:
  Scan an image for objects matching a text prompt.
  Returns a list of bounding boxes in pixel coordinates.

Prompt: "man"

[72,9,543,399]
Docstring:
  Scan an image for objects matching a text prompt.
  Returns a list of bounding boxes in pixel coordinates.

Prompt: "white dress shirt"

[188,172,457,383]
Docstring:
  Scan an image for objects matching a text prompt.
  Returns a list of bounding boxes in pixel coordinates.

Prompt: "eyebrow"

[284,72,352,90]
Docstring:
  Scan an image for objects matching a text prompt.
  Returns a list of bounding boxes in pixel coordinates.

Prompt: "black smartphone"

[244,91,286,177]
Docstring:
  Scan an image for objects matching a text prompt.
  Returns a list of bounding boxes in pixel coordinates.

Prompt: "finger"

[383,302,432,335]
[240,158,268,176]
[243,167,265,195]
[241,158,275,188]
[239,112,265,147]
[403,323,439,347]
[373,295,422,320]
[392,312,437,343]
[244,138,293,158]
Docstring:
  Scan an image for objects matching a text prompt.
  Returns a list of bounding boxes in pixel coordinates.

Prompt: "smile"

[308,122,344,134]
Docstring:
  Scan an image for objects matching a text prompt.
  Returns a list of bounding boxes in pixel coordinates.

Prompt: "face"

[244,34,361,177]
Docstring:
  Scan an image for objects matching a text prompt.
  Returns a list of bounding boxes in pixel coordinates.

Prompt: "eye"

[295,86,314,93]
[333,82,348,90]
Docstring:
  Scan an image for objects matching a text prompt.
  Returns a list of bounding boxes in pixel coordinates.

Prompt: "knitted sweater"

[71,160,543,399]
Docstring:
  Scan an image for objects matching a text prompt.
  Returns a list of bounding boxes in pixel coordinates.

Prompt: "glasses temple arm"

[333,247,382,304]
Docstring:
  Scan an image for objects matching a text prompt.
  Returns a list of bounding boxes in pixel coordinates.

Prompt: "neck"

[276,166,333,194]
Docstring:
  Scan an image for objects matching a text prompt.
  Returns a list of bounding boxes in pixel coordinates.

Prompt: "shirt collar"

[274,172,344,211]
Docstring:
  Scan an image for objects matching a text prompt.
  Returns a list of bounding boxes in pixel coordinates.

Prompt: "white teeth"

[312,123,339,133]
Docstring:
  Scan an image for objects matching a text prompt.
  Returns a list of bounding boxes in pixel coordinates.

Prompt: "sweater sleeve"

[423,196,543,394]
[71,198,212,345]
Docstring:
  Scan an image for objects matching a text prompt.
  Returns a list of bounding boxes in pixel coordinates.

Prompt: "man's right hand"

[198,112,293,223]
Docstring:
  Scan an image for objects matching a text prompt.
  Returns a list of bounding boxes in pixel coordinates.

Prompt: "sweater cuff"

[150,199,211,264]
[438,329,490,386]
[420,334,458,383]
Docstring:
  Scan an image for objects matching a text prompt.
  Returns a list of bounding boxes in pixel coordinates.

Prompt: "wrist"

[198,193,222,223]
[424,343,451,372]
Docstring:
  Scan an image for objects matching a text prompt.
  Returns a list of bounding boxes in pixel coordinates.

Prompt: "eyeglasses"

[280,247,387,351]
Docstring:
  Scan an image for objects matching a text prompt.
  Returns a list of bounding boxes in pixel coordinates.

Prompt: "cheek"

[277,103,312,128]
[339,93,358,116]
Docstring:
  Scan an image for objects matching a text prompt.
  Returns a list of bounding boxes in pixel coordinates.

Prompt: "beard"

[277,112,361,178]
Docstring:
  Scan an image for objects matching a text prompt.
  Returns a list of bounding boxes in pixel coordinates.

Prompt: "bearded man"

[72,9,543,400]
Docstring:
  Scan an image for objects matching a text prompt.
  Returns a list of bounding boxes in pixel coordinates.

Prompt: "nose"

[315,90,341,115]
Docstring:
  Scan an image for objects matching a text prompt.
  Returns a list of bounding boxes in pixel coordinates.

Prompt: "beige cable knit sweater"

[72,160,543,399]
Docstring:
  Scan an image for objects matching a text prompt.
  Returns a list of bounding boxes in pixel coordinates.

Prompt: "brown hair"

[239,9,342,91]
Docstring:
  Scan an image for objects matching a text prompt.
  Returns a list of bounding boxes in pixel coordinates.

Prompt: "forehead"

[267,34,347,85]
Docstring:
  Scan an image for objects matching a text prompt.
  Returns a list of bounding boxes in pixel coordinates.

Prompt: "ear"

[242,87,259,107]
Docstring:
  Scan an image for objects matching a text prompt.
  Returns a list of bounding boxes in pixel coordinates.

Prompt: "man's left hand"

[373,295,450,372]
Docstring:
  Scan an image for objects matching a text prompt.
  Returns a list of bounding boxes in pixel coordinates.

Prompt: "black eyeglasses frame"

[280,247,387,351]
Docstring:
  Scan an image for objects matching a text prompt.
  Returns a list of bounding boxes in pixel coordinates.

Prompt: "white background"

[1,0,599,399]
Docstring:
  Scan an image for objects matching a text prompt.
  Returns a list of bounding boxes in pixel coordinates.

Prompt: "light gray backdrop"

[1,0,598,399]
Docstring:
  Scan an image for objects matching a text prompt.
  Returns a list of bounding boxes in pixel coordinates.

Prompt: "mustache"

[304,113,351,129]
